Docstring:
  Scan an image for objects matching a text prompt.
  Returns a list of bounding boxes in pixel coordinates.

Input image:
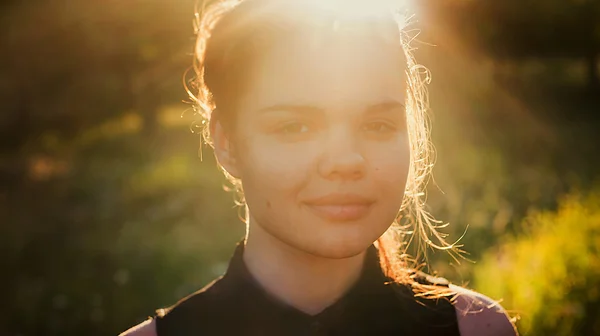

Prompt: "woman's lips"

[304,203,373,222]
[303,193,375,222]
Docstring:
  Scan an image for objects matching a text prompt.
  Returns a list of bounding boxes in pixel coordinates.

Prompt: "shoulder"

[449,284,518,336]
[120,277,231,336]
[118,318,157,336]
[159,276,230,320]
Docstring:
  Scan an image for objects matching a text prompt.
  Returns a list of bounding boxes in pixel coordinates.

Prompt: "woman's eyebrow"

[256,101,405,115]
[365,100,406,114]
[257,104,323,115]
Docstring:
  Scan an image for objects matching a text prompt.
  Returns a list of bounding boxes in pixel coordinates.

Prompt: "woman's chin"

[302,223,388,259]
[293,233,377,259]
[255,213,390,259]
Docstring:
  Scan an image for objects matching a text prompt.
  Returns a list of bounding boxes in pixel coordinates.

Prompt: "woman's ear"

[210,116,241,179]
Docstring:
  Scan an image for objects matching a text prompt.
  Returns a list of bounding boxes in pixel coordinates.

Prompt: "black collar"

[218,242,393,334]
[155,242,461,335]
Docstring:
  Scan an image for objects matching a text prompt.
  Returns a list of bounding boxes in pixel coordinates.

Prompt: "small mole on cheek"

[266,201,271,209]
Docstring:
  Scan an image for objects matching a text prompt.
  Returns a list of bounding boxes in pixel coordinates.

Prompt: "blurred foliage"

[474,190,600,335]
[2,124,243,335]
[0,0,598,335]
[429,0,600,90]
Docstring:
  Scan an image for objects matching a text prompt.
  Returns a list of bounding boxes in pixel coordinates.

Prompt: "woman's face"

[218,31,410,259]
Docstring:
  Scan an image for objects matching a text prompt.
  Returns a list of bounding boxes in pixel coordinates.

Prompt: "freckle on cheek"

[266,201,271,209]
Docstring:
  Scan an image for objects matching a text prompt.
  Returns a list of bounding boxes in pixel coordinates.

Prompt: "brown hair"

[188,0,463,298]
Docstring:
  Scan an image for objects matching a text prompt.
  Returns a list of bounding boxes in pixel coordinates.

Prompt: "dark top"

[154,243,461,335]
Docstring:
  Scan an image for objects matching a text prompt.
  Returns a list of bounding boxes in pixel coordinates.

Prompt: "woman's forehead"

[242,33,407,112]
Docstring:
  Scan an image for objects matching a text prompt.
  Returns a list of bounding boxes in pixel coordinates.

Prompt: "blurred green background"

[0,0,598,335]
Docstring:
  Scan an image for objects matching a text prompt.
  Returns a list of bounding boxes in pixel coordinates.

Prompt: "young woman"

[121,0,517,335]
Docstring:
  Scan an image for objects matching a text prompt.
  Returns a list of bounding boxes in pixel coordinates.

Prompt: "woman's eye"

[363,121,396,133]
[278,122,310,134]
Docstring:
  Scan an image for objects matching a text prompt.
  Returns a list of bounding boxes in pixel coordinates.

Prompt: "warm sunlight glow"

[296,0,411,21]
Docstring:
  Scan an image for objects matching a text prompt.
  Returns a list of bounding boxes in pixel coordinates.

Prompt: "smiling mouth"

[305,203,373,221]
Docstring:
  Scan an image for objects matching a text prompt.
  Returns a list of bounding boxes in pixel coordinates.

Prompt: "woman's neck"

[243,221,366,315]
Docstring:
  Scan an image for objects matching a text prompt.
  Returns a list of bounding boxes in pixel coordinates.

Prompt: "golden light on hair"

[293,0,412,21]
[190,0,465,297]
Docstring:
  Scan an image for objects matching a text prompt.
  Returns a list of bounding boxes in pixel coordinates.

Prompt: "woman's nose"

[317,128,366,181]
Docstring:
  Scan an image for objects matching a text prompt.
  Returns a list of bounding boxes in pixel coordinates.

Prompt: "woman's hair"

[188,0,463,298]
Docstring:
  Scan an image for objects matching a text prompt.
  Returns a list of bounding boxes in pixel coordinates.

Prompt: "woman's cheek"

[245,140,315,190]
[370,146,410,192]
